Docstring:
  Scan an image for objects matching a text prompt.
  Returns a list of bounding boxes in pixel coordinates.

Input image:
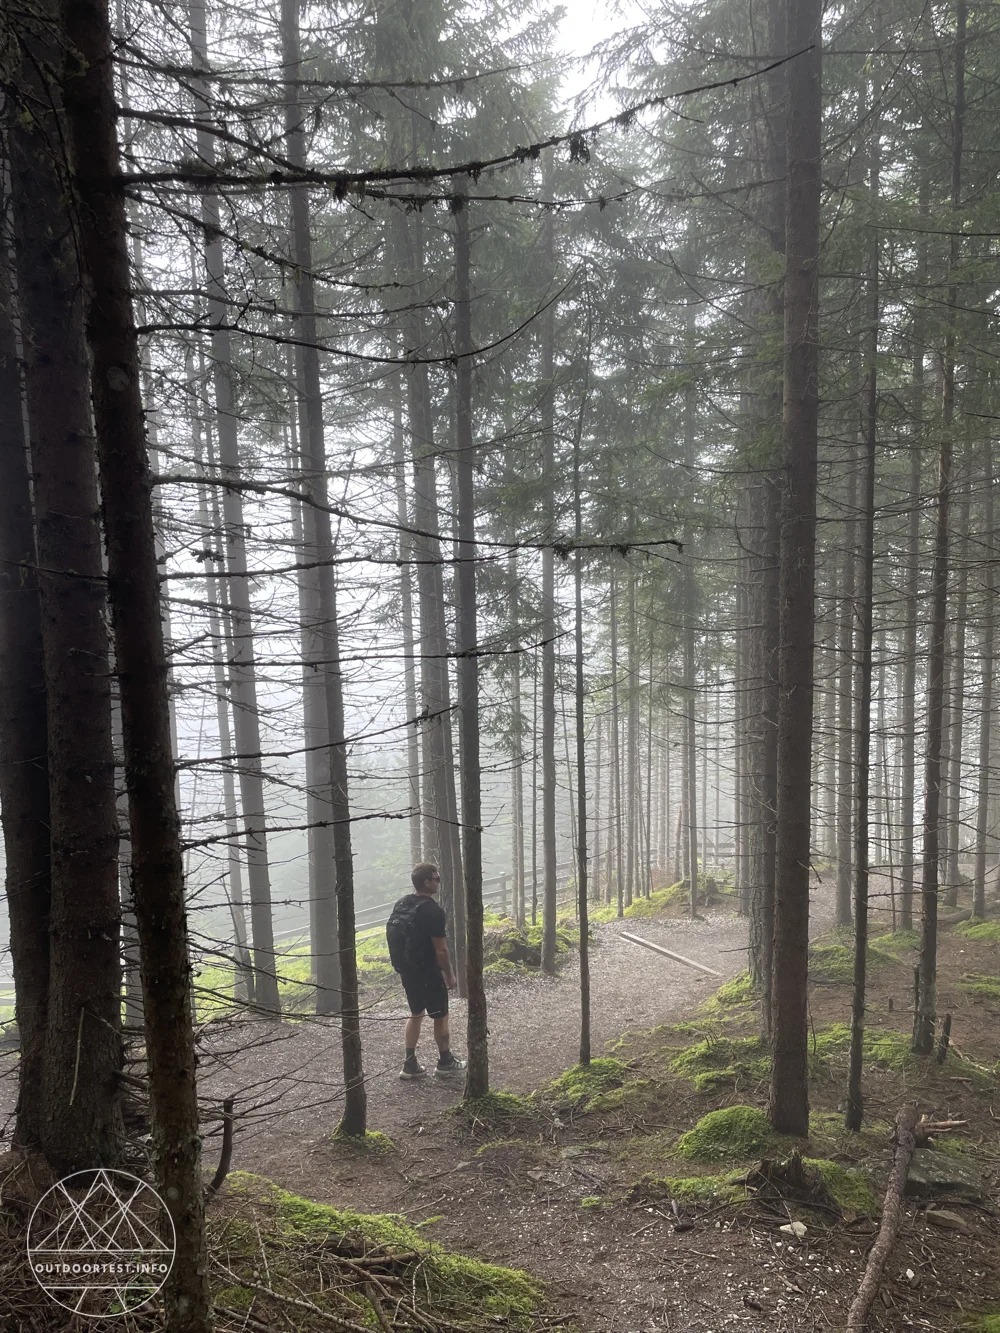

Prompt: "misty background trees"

[2,0,1000,1324]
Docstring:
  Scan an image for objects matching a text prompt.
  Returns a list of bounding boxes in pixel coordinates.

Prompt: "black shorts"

[400,969,448,1019]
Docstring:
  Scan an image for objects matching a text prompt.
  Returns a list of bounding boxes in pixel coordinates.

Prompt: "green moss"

[870,929,920,956]
[329,1129,396,1154]
[671,1034,768,1091]
[865,1029,915,1071]
[676,1105,775,1162]
[961,1318,1000,1333]
[807,1109,893,1157]
[809,937,899,984]
[213,1285,254,1313]
[804,1159,879,1217]
[585,1079,659,1114]
[484,958,521,977]
[218,1175,542,1325]
[631,1171,747,1203]
[579,1196,605,1208]
[960,973,1000,1002]
[929,1135,972,1157]
[702,971,755,1015]
[954,919,1000,944]
[543,1058,629,1107]
[805,1023,914,1075]
[590,880,697,923]
[457,1090,537,1125]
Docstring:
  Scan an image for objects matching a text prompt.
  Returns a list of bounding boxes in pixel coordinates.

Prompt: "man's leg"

[405,1011,424,1056]
[432,1014,450,1055]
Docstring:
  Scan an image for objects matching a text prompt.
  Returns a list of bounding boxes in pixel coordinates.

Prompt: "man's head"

[411,863,441,896]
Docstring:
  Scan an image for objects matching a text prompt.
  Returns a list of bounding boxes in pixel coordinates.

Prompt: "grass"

[192,926,394,1020]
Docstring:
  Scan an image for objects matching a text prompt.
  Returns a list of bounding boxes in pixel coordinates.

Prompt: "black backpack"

[385,895,425,972]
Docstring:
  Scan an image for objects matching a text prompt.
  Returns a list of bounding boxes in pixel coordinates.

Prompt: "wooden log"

[620,931,722,976]
[845,1104,920,1332]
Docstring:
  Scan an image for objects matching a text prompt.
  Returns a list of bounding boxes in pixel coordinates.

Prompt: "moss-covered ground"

[209,1173,545,1331]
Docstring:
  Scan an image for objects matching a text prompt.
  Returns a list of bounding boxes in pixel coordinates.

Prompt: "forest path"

[205,885,836,1183]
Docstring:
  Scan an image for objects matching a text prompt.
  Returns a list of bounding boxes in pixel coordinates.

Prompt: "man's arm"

[432,937,457,989]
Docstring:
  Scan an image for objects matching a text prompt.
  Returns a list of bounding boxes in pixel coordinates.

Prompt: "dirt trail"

[203,891,834,1182]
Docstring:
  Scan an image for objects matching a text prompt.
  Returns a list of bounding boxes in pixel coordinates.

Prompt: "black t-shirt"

[397,893,447,973]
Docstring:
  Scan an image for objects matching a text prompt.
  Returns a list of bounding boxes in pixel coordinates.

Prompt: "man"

[386,863,467,1080]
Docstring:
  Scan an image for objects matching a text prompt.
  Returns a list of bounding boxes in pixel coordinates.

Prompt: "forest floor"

[192,874,1000,1333]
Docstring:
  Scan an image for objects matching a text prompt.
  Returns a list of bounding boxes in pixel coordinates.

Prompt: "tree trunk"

[0,188,51,1152]
[392,342,422,867]
[60,0,212,1316]
[610,567,625,915]
[847,96,880,1132]
[540,195,558,974]
[768,0,822,1136]
[683,287,699,919]
[943,485,970,907]
[189,0,279,1013]
[915,0,965,1055]
[9,13,123,1172]
[194,443,253,1005]
[453,189,488,1099]
[836,451,858,926]
[748,478,780,1027]
[900,170,929,934]
[284,378,335,1000]
[973,434,994,919]
[625,572,638,908]
[573,354,591,1065]
[280,0,342,1014]
[510,553,526,922]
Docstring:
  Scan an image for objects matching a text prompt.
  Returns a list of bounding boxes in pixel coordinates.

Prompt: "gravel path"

[198,895,832,1177]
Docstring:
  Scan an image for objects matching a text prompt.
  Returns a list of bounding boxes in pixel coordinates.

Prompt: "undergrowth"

[954,919,1000,945]
[212,1174,545,1330]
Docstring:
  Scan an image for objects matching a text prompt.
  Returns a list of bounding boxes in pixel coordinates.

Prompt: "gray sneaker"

[399,1055,427,1081]
[434,1053,467,1076]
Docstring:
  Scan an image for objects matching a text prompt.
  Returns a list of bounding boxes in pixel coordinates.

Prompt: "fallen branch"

[620,932,721,977]
[845,1104,920,1333]
[205,1096,235,1199]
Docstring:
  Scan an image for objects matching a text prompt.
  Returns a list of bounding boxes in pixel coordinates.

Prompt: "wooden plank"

[620,931,722,977]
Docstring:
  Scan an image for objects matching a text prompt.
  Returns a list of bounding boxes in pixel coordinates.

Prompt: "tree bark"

[943,484,970,907]
[847,97,880,1132]
[768,0,822,1137]
[836,451,858,926]
[973,434,994,919]
[0,180,51,1152]
[540,193,558,974]
[280,0,342,1014]
[915,0,965,1055]
[453,189,488,1099]
[8,9,123,1172]
[899,170,929,934]
[60,0,212,1317]
[610,566,625,915]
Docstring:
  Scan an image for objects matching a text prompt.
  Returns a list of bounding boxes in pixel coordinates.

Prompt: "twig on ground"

[845,1103,920,1333]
